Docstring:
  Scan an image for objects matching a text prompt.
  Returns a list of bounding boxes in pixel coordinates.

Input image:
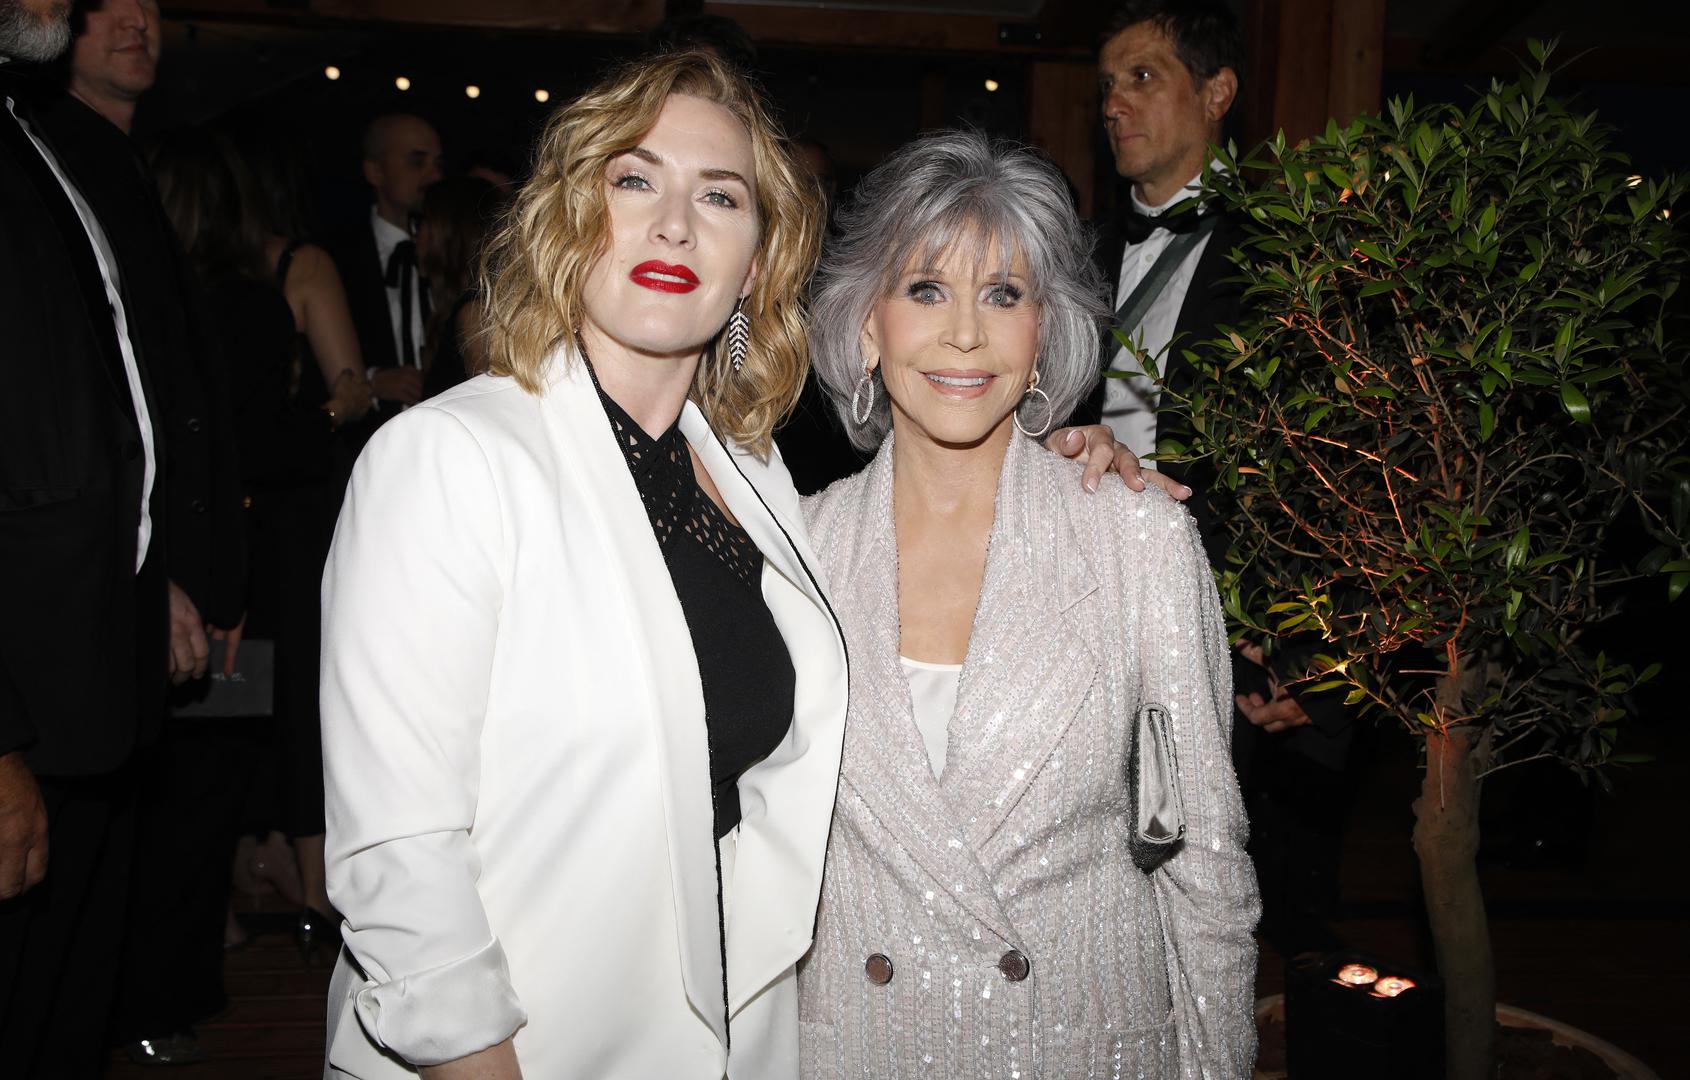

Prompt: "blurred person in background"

[417,174,499,399]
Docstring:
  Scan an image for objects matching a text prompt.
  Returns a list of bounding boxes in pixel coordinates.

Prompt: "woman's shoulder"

[798,460,876,541]
[1025,446,1199,568]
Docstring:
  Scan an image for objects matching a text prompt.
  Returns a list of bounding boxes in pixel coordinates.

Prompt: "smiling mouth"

[928,374,991,387]
[630,260,699,294]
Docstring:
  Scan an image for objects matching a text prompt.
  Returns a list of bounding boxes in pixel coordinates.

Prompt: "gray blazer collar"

[835,432,1100,942]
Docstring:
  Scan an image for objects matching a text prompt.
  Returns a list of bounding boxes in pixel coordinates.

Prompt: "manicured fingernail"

[1085,477,1098,493]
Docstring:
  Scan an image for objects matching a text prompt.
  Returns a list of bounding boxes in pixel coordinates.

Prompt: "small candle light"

[1333,963,1378,987]
[465,85,481,99]
[534,88,551,103]
[1371,976,1416,998]
[983,79,1000,92]
[324,65,341,81]
[395,76,412,92]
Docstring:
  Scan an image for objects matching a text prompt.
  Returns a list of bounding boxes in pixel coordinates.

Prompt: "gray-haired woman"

[794,130,1260,1078]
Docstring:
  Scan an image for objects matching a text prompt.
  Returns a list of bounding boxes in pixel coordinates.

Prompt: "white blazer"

[319,347,848,1079]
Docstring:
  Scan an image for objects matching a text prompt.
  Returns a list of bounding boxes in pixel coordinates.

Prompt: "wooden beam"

[1028,59,1097,217]
[1328,0,1385,128]
[161,0,663,34]
[163,0,1089,57]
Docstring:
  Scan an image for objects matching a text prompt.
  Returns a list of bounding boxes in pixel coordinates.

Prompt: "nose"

[118,0,149,28]
[941,298,985,354]
[1103,85,1129,123]
[650,187,695,250]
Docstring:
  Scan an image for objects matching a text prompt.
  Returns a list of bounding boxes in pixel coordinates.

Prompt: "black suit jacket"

[31,93,246,634]
[328,214,400,372]
[1088,204,1350,765]
[0,71,165,775]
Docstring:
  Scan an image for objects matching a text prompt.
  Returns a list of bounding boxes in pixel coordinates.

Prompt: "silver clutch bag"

[1127,701,1185,872]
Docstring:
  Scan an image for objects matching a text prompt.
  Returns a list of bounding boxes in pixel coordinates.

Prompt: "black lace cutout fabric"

[588,365,796,842]
[597,396,761,590]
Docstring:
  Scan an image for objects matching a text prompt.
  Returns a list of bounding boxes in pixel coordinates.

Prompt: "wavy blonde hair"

[479,50,822,455]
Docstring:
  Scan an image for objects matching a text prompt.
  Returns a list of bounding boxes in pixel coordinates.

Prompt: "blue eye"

[907,280,944,304]
[986,284,1024,307]
[611,172,650,190]
[703,188,739,209]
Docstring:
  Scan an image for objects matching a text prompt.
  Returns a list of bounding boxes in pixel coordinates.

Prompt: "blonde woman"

[320,52,1159,1080]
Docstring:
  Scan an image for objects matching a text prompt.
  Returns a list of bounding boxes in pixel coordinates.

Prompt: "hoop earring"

[850,367,876,425]
[1013,374,1053,438]
[726,298,750,373]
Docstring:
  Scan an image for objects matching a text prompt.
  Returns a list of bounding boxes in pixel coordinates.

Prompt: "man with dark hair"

[1096,0,1354,958]
[65,0,157,135]
[329,113,444,415]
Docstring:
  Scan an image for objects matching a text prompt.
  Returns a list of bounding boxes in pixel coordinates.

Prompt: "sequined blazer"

[796,432,1259,1079]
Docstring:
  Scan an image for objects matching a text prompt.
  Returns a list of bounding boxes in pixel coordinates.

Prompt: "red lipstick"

[630,260,700,294]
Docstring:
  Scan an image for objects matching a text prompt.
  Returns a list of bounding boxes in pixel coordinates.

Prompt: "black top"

[592,375,796,840]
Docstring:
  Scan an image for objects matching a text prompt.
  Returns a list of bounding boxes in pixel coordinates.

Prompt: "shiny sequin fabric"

[796,433,1260,1079]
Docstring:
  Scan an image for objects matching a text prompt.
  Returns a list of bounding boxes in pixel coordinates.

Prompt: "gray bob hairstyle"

[809,128,1107,451]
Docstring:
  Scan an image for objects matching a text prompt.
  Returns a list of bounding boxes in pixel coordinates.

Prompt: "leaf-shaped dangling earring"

[727,298,750,373]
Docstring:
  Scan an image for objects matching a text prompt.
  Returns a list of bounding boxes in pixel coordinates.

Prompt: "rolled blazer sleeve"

[1137,498,1260,1079]
[320,404,526,1066]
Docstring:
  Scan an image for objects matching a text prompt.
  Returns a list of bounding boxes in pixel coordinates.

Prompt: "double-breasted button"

[998,949,1030,982]
[185,417,203,433]
[864,953,894,985]
[190,497,207,514]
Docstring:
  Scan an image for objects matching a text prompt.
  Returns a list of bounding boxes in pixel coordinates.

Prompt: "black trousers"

[0,769,138,1079]
[112,718,257,1039]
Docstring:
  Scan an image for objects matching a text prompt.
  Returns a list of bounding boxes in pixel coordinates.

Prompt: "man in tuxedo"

[1095,0,1354,956]
[2,0,241,1071]
[329,113,443,416]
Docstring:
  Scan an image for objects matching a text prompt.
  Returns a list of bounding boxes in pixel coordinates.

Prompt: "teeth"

[638,272,692,284]
[928,374,989,387]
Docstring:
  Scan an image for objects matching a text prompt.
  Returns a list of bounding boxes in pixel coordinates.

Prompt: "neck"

[890,416,1013,527]
[579,323,700,438]
[374,199,409,231]
[69,83,136,135]
[1132,146,1213,208]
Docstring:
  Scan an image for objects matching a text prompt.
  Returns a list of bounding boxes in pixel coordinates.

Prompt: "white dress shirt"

[6,93,155,571]
[371,207,426,368]
[1101,163,1222,465]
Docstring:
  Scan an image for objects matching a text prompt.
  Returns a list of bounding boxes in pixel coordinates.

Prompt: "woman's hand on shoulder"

[1044,425,1193,500]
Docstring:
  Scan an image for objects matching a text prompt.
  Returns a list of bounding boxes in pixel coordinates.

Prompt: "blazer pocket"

[0,485,80,513]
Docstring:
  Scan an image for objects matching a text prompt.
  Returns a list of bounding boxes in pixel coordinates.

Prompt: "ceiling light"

[465,85,481,99]
[324,65,340,81]
[984,78,1000,92]
[395,75,411,91]
[534,88,551,103]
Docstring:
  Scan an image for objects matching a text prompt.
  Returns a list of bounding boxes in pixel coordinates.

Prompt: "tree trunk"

[1412,671,1496,1080]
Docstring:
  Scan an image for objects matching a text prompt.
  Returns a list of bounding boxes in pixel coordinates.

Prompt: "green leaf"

[1356,240,1393,264]
[1479,402,1496,441]
[1505,527,1531,572]
[1322,163,1352,191]
[1478,203,1498,237]
[1560,382,1592,424]
[1671,572,1690,602]
[1358,279,1400,297]
[1345,688,1368,706]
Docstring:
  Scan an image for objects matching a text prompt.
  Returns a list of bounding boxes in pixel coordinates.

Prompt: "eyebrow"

[625,146,750,188]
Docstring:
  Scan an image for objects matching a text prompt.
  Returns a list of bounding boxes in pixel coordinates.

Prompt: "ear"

[738,252,760,303]
[858,315,881,376]
[361,158,382,190]
[1202,66,1238,125]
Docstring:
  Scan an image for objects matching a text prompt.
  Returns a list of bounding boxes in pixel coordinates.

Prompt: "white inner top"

[1102,161,1224,465]
[900,656,962,779]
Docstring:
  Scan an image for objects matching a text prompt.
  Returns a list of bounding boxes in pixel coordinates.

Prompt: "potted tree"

[1142,41,1687,1080]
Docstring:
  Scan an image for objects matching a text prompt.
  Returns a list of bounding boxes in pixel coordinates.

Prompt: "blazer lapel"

[829,442,1024,945]
[941,434,1101,850]
[681,410,851,1016]
[540,352,726,1045]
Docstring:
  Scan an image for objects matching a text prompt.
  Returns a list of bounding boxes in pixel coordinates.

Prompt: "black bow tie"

[1120,199,1205,246]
